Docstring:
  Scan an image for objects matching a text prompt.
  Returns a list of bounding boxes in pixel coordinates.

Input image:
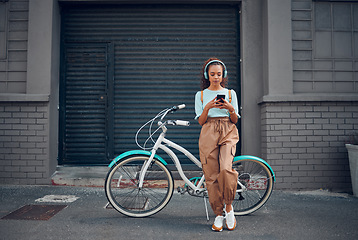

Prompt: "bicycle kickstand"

[203,194,209,221]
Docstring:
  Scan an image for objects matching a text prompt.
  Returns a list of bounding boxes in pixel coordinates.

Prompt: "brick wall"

[261,101,358,191]
[0,102,50,184]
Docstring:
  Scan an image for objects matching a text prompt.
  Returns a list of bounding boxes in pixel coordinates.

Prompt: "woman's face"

[207,64,223,87]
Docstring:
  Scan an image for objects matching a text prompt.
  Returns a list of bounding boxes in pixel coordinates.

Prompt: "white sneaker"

[225,206,237,231]
[211,215,224,232]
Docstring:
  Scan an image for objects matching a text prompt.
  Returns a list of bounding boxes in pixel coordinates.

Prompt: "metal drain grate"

[35,195,79,203]
[1,205,67,221]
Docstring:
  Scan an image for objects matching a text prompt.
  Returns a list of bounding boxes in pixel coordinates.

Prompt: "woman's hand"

[206,97,220,110]
[214,98,234,112]
[215,99,238,124]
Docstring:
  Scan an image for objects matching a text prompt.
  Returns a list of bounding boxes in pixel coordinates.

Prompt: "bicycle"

[105,104,275,218]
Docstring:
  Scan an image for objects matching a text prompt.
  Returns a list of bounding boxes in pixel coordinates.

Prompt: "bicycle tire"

[105,155,174,218]
[232,158,274,216]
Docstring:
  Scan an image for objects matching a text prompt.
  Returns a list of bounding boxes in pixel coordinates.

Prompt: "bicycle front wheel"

[232,158,274,216]
[105,155,174,218]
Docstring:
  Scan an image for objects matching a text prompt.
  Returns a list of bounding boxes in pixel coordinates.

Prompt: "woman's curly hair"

[200,57,228,90]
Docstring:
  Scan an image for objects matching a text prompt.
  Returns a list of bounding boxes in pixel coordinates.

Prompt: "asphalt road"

[0,185,357,240]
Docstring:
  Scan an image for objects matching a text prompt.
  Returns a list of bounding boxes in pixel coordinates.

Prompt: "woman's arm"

[229,109,238,124]
[218,99,238,124]
[197,97,217,126]
[197,107,209,126]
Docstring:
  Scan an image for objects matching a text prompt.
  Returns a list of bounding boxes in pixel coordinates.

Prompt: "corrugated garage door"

[59,4,240,165]
[59,43,114,164]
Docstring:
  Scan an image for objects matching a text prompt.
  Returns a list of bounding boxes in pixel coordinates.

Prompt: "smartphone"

[216,94,225,103]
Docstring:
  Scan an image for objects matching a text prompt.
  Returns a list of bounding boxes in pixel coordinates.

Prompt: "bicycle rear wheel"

[232,158,274,216]
[105,155,174,217]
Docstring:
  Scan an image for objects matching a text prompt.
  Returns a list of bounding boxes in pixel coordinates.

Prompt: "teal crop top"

[194,88,240,120]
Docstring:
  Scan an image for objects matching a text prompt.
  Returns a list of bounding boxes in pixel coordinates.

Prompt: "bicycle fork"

[137,132,166,189]
[137,151,157,189]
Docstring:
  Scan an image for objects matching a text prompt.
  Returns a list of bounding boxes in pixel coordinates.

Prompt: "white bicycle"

[105,104,275,218]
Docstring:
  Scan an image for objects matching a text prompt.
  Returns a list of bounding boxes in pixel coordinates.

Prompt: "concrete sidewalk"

[0,185,357,240]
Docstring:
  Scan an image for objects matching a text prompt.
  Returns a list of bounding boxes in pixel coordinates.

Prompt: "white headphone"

[203,60,228,79]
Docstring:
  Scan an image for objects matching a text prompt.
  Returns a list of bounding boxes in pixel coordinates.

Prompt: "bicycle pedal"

[177,186,186,194]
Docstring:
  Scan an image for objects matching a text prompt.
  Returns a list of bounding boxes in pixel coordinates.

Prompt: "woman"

[195,58,240,232]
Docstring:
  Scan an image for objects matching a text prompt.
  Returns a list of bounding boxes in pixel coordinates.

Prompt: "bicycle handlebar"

[167,120,190,126]
[136,104,188,150]
[160,104,186,122]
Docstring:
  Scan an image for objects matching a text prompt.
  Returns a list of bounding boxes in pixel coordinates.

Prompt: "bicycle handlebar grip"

[171,104,186,112]
[177,104,186,110]
[174,120,190,126]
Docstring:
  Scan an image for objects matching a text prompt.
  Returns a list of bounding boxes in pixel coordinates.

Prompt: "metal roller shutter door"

[60,4,240,165]
[59,44,111,164]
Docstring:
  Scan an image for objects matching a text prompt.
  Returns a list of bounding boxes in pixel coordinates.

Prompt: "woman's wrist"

[229,109,238,124]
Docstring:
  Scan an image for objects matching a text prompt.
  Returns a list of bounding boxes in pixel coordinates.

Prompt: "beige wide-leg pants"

[199,117,239,216]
